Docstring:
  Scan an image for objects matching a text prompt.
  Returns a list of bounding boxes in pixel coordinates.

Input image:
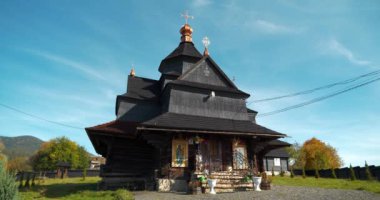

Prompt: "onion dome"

[180,24,193,42]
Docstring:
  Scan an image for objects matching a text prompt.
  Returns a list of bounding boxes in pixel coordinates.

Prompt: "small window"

[274,158,281,166]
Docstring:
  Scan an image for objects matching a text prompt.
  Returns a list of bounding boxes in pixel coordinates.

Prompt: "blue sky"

[1,0,379,167]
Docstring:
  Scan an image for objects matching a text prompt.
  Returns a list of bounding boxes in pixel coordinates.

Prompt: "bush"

[349,164,356,181]
[114,189,133,200]
[331,167,337,179]
[365,161,374,181]
[271,166,275,176]
[280,171,285,177]
[0,160,18,200]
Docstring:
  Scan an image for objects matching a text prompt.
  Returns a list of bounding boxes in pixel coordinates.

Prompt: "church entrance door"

[200,140,223,172]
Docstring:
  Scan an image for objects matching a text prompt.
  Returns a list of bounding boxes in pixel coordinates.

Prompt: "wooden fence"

[16,169,100,180]
[293,165,380,181]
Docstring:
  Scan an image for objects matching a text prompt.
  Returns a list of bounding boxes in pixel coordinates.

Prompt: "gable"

[179,57,236,88]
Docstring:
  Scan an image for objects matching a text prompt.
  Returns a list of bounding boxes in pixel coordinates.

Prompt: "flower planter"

[252,177,262,191]
[207,179,217,194]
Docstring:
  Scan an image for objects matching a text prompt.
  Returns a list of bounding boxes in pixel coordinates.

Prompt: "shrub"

[365,161,374,181]
[271,166,275,176]
[331,167,337,179]
[349,164,356,181]
[114,189,133,200]
[0,160,18,200]
[280,170,285,177]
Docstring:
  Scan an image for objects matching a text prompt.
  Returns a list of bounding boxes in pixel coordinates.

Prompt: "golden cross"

[181,10,194,24]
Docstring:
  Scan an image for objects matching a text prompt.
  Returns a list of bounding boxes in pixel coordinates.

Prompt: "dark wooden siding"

[102,137,157,177]
[168,88,248,120]
[182,60,230,87]
[117,99,161,122]
[263,157,289,172]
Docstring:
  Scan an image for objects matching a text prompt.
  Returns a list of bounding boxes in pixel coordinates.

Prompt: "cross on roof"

[181,10,194,24]
[202,36,210,48]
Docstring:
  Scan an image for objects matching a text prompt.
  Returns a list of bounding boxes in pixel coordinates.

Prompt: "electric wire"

[253,69,380,103]
[257,76,380,117]
[0,103,83,130]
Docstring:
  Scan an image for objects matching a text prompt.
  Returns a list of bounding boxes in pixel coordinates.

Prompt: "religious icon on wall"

[172,139,188,167]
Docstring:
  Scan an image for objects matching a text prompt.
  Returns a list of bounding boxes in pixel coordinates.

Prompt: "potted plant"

[198,175,207,194]
[207,174,217,194]
[260,172,272,190]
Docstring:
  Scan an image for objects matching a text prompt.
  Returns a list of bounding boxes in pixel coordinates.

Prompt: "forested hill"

[0,135,44,159]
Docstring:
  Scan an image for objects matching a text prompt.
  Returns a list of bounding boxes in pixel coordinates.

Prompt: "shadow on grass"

[22,181,98,198]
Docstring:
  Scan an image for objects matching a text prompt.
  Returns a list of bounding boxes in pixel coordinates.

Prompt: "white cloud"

[327,39,371,66]
[192,0,212,7]
[252,19,301,34]
[24,49,106,80]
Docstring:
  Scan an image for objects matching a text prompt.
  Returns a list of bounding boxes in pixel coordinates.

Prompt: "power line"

[0,103,83,130]
[257,76,380,117]
[253,69,380,103]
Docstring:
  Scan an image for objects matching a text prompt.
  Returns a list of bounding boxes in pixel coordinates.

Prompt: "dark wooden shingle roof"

[121,76,160,101]
[265,147,289,158]
[140,112,284,137]
[164,42,202,60]
[167,80,250,97]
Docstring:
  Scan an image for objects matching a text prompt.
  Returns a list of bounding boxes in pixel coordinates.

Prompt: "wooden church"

[86,17,289,192]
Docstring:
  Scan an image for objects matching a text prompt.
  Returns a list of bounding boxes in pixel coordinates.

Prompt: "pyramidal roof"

[164,42,202,60]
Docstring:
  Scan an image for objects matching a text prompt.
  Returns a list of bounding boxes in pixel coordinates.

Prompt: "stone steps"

[195,171,253,193]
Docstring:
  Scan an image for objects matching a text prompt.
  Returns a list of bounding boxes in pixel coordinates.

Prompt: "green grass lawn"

[272,176,380,194]
[19,177,134,200]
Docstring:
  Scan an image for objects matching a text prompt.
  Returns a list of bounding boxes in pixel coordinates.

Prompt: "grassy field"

[272,176,380,194]
[19,177,134,200]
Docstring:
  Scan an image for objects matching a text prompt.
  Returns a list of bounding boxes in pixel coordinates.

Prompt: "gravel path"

[133,185,380,200]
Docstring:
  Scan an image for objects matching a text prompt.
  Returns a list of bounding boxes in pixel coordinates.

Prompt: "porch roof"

[85,120,138,137]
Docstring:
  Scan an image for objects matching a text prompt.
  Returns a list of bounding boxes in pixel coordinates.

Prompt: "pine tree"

[331,167,337,179]
[365,161,373,181]
[349,164,356,181]
[302,166,306,179]
[0,160,18,200]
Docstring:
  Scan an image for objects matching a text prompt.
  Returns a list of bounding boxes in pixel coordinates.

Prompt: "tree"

[297,138,342,170]
[349,164,356,181]
[286,142,303,169]
[31,137,89,171]
[331,167,337,179]
[314,167,320,179]
[77,146,90,170]
[7,157,32,172]
[365,161,373,181]
[302,166,306,178]
[290,166,294,178]
[0,140,6,163]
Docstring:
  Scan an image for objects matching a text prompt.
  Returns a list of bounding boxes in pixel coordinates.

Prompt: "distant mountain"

[0,135,44,159]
